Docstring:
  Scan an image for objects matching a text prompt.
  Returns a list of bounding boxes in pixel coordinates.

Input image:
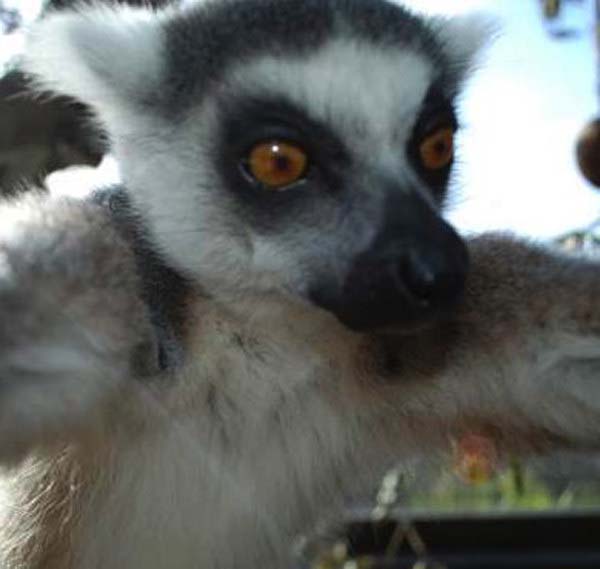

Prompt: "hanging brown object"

[543,0,561,20]
[576,118,600,187]
[0,70,106,195]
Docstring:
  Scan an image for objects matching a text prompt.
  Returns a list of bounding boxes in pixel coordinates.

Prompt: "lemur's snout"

[310,193,469,332]
[399,239,468,308]
[339,228,468,330]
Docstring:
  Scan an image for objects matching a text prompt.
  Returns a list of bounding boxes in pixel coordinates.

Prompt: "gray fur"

[163,0,453,108]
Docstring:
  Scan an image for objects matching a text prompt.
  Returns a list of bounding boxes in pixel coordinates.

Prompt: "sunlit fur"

[24,1,488,297]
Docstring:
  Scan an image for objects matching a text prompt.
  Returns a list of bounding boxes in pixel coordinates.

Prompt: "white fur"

[228,40,433,155]
[429,12,495,72]
[95,40,435,291]
[22,5,452,290]
[24,5,165,126]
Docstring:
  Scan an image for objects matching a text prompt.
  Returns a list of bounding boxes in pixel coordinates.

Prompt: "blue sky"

[4,0,600,239]
[443,0,600,239]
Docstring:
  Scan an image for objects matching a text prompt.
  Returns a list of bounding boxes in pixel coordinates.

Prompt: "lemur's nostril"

[402,252,439,302]
[397,248,467,308]
[392,254,434,304]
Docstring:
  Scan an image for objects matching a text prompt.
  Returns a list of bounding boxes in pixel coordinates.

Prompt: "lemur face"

[25,0,488,331]
[206,43,468,331]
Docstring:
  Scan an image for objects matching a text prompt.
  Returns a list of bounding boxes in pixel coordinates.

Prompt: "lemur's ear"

[431,12,496,86]
[24,5,164,122]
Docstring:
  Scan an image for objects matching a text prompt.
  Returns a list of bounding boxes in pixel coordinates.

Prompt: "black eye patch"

[211,95,350,232]
[406,85,459,194]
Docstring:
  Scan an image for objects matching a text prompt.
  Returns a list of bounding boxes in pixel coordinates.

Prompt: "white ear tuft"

[432,12,498,78]
[23,5,165,112]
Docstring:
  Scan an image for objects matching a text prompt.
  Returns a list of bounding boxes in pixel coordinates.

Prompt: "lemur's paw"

[0,195,154,462]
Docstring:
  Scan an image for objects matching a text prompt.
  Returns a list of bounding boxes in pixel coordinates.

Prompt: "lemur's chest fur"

[0,189,453,569]
[0,280,384,569]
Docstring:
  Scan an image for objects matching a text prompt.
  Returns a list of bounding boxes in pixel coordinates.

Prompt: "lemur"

[0,1,598,568]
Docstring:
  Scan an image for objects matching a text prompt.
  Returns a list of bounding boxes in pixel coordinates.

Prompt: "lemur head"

[25,0,488,331]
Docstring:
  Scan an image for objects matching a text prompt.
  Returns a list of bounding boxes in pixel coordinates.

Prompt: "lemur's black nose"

[397,242,468,309]
[330,232,468,331]
[309,190,469,332]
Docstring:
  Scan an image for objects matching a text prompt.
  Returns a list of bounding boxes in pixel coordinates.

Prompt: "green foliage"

[400,458,600,513]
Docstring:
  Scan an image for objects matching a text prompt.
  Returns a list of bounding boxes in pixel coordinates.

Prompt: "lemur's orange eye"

[247,141,308,189]
[419,127,454,170]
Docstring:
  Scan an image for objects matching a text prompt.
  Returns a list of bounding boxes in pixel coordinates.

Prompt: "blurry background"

[411,0,600,239]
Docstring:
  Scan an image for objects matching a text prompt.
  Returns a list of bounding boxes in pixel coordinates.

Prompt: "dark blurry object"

[0,1,21,34]
[544,0,561,20]
[541,0,586,39]
[0,0,178,195]
[0,70,105,195]
[46,0,174,8]
[574,1,600,189]
[576,117,600,187]
[311,512,600,569]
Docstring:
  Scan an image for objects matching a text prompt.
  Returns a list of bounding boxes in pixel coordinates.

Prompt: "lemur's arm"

[0,194,156,463]
[0,195,598,462]
[389,235,600,451]
[467,235,600,447]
